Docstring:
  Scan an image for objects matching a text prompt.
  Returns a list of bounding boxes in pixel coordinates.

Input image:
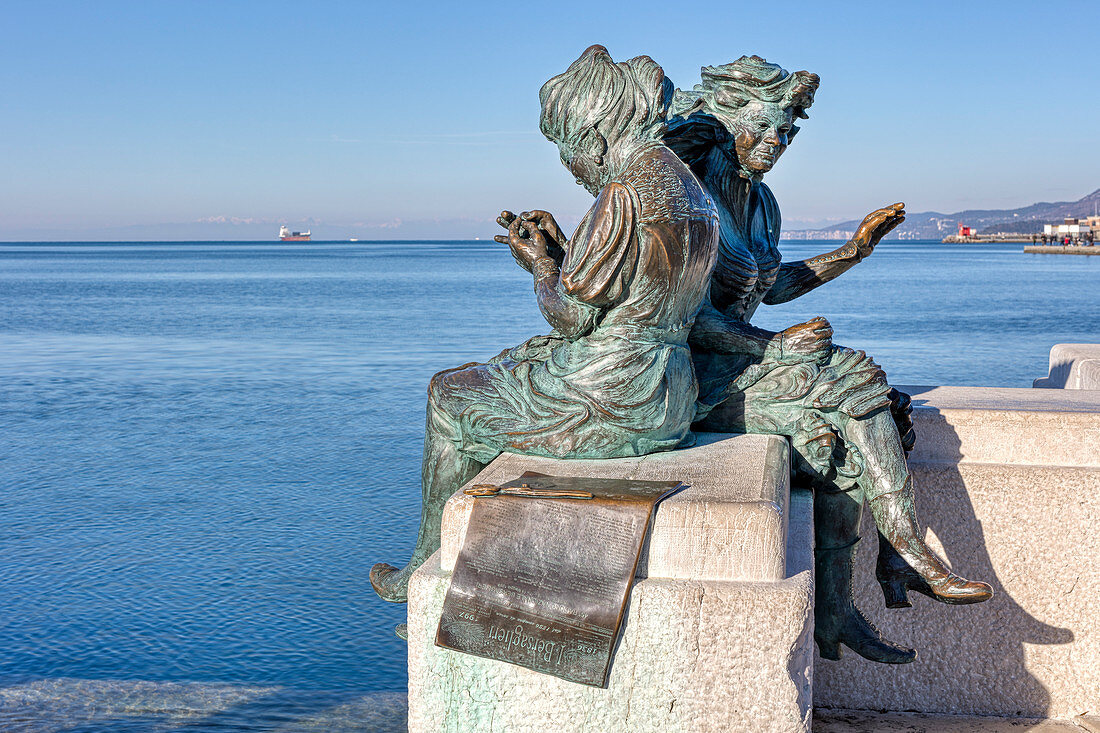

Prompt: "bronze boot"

[369,562,416,604]
[814,539,916,664]
[868,477,993,607]
[873,533,916,608]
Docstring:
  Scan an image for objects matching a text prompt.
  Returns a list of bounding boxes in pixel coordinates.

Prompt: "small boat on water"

[279,225,311,241]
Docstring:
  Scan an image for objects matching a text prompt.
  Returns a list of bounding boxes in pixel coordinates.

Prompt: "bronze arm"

[691,303,834,365]
[533,257,599,339]
[764,202,905,305]
[689,302,777,357]
[762,246,861,305]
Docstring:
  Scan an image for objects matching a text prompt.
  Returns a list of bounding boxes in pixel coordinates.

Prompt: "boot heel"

[879,579,912,609]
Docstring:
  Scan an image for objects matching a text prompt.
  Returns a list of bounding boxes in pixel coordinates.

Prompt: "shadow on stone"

[815,390,1077,718]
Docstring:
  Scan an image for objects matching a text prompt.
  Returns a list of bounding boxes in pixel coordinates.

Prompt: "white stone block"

[408,434,815,733]
[440,432,791,582]
[815,385,1100,720]
[1080,360,1100,390]
[1033,343,1100,389]
[902,385,1100,468]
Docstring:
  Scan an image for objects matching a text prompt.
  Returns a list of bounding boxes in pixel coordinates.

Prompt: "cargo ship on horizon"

[279,225,311,241]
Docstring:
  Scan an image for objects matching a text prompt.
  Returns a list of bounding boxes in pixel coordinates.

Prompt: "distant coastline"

[0,237,1021,245]
[785,188,1100,241]
[8,186,1098,245]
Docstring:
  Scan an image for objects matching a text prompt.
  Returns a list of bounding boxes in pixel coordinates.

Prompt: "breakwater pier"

[1024,244,1100,255]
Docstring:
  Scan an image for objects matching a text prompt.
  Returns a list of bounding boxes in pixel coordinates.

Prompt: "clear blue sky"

[3,0,1098,239]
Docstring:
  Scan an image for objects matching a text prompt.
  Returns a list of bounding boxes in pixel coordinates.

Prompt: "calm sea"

[1,240,1097,730]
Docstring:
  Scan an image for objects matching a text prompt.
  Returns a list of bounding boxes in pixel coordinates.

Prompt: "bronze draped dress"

[429,144,719,464]
[689,168,895,485]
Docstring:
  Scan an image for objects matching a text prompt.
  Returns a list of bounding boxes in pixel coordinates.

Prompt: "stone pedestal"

[406,433,815,733]
[815,385,1100,720]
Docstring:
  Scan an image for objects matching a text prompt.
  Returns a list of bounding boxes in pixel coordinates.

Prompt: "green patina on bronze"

[666,55,991,663]
[370,48,994,665]
[370,46,718,604]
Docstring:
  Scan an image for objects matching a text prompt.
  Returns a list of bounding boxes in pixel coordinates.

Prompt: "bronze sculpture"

[371,46,992,666]
[370,46,719,603]
[665,55,992,663]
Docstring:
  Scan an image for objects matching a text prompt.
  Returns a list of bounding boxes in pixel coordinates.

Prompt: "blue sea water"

[0,240,1097,730]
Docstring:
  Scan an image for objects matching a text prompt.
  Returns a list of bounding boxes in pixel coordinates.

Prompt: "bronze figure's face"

[674,55,819,180]
[720,100,795,176]
[558,135,605,196]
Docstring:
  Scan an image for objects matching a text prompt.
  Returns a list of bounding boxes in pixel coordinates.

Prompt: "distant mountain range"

[783,188,1100,240]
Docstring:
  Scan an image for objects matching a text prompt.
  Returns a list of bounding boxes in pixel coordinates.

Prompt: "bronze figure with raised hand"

[370,46,719,606]
[665,55,992,664]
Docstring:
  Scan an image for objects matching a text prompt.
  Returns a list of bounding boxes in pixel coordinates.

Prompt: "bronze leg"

[813,486,915,663]
[873,388,916,605]
[370,382,487,604]
[847,411,992,607]
[697,402,915,663]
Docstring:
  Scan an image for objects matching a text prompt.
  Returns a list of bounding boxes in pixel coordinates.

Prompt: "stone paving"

[6,679,1098,731]
[815,710,1100,732]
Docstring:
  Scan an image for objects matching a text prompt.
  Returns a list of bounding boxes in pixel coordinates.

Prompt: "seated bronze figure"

[667,55,992,662]
[372,47,993,666]
[370,45,719,603]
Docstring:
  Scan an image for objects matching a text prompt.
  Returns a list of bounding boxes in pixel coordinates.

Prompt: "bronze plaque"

[435,472,684,687]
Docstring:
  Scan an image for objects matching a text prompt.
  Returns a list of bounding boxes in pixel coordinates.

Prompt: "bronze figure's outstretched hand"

[762,203,905,304]
[765,316,833,365]
[839,202,905,262]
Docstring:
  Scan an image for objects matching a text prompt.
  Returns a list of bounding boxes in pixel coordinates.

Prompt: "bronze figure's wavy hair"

[539,45,675,148]
[673,55,820,122]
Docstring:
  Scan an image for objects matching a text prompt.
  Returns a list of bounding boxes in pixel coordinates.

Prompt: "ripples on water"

[1,240,1097,730]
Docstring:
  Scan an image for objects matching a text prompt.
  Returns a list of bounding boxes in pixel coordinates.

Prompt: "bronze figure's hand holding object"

[496,209,567,266]
[493,216,550,272]
[520,210,568,263]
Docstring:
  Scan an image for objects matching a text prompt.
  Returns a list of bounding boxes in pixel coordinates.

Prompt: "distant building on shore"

[1043,217,1100,239]
[780,228,854,241]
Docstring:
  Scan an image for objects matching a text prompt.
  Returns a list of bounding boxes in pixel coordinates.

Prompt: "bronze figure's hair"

[539,44,675,148]
[697,55,819,119]
[672,55,819,124]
